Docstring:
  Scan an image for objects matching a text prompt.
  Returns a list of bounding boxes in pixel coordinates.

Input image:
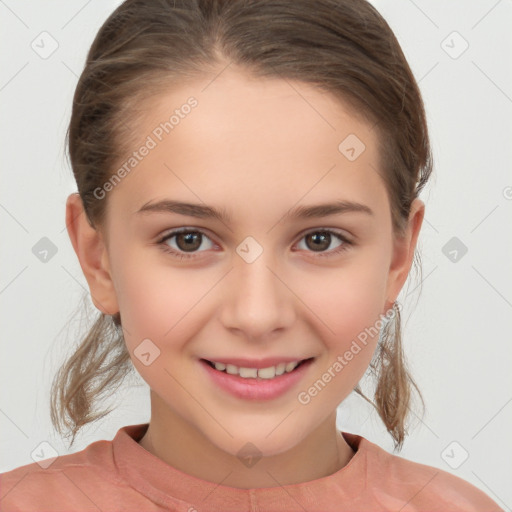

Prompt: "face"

[68,67,423,458]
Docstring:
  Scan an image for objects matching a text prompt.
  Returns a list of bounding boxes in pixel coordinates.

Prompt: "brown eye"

[175,231,203,252]
[304,231,332,252]
[296,229,352,258]
[159,228,215,259]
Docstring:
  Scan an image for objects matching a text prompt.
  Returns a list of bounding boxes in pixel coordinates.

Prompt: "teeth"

[285,361,298,372]
[226,364,238,375]
[210,360,302,379]
[239,367,258,378]
[275,363,286,376]
[257,366,276,379]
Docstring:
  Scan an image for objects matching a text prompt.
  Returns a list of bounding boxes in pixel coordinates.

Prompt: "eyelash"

[156,227,353,261]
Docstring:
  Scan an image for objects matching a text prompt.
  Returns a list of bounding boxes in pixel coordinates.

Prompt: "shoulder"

[360,437,503,511]
[0,438,129,511]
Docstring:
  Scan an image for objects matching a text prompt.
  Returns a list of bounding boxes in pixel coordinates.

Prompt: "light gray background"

[1,0,511,508]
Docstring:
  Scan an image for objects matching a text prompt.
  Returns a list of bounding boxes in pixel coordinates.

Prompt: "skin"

[66,66,424,489]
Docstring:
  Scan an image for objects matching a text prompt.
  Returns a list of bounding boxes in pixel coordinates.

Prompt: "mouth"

[199,356,315,400]
[200,357,315,380]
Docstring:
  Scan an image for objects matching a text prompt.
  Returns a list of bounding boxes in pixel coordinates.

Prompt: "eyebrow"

[135,199,374,223]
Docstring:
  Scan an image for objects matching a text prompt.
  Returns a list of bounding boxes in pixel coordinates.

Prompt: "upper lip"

[201,356,313,369]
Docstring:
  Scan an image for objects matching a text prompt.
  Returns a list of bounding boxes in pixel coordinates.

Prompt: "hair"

[51,0,432,450]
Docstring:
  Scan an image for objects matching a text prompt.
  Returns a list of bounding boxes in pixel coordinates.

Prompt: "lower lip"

[199,358,314,401]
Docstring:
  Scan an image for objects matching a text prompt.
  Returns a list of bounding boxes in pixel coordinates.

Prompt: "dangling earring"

[382,300,401,330]
[387,300,401,336]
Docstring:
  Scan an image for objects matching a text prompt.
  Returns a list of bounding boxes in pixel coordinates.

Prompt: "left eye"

[296,230,349,255]
[157,228,352,260]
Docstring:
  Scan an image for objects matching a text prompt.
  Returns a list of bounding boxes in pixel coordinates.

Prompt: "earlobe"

[65,193,119,316]
[385,198,425,307]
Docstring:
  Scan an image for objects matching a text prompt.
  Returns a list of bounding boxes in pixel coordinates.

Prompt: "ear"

[384,198,425,310]
[65,193,119,315]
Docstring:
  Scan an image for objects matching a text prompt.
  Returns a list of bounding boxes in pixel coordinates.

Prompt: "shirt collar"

[112,422,369,510]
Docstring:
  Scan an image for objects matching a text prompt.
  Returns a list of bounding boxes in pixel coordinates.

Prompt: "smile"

[199,357,315,401]
[202,358,312,379]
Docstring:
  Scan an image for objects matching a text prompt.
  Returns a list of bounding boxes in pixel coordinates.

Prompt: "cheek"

[302,252,389,342]
[113,260,205,393]
[295,279,387,410]
[113,249,219,354]
[295,251,390,400]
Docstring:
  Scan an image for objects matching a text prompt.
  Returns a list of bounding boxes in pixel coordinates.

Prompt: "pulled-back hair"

[51,0,432,450]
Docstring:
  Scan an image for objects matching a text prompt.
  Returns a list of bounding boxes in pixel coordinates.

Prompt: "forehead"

[106,68,387,225]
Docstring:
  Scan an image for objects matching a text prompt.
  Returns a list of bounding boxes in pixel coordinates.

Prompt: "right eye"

[157,228,215,260]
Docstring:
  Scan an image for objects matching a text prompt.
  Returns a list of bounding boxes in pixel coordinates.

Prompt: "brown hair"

[51,0,432,450]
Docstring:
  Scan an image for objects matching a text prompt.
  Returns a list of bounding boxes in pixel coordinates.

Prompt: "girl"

[0,0,503,510]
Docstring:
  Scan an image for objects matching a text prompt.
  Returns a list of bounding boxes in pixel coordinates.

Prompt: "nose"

[218,246,296,341]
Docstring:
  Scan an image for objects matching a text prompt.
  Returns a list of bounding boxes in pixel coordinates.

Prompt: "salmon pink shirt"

[0,423,503,511]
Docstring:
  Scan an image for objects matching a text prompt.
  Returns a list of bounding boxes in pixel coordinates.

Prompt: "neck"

[138,398,354,489]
